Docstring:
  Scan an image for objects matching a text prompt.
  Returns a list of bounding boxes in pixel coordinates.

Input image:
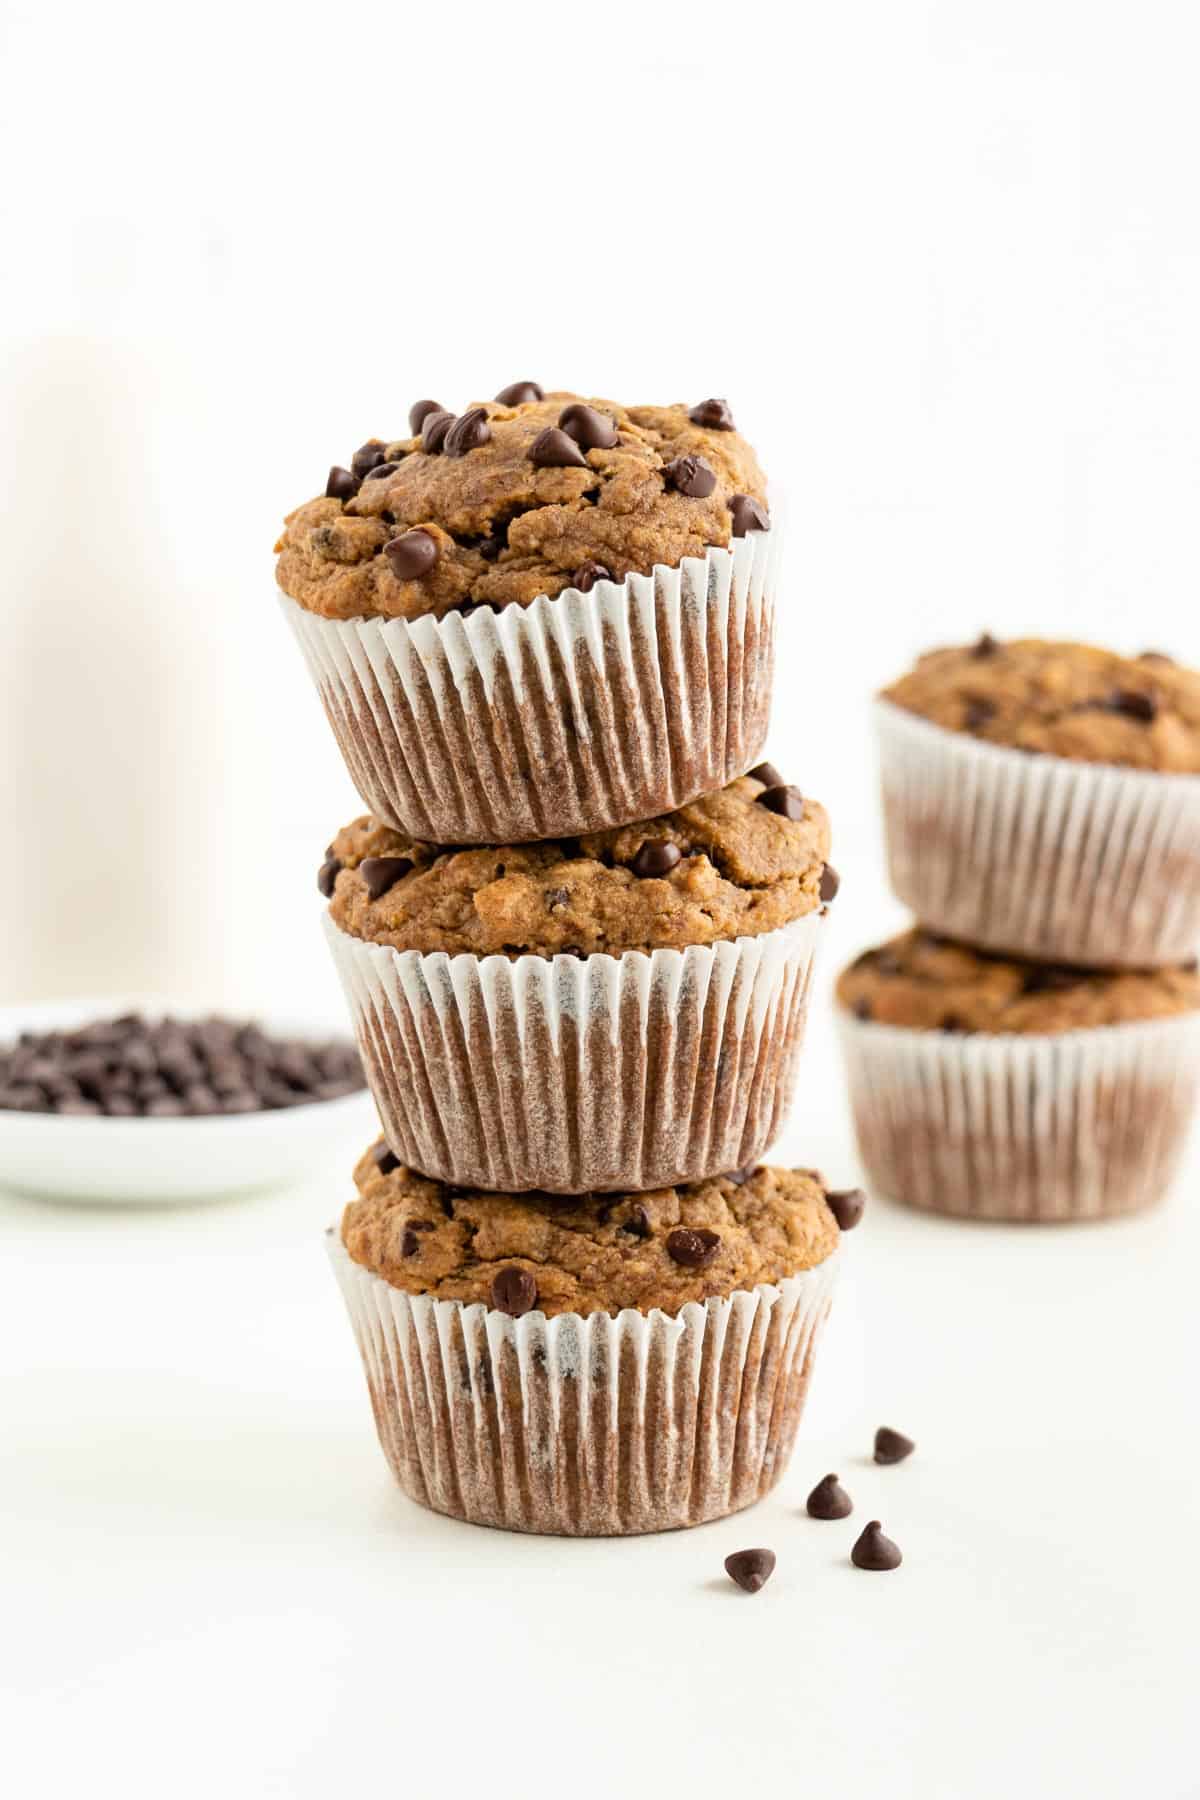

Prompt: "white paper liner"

[837,1008,1200,1221]
[876,700,1200,968]
[280,523,780,843]
[328,1232,838,1535]
[324,909,824,1193]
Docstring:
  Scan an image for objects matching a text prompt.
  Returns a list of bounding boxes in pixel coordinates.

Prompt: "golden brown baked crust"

[341,1144,841,1317]
[325,774,831,957]
[881,638,1200,773]
[275,392,767,622]
[837,928,1200,1034]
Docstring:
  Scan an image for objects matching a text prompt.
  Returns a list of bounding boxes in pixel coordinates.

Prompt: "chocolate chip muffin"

[837,932,1200,1222]
[321,770,834,1194]
[875,636,1200,967]
[329,1143,853,1533]
[276,385,780,843]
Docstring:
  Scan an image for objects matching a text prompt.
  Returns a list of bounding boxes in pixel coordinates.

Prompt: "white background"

[2,2,1199,1796]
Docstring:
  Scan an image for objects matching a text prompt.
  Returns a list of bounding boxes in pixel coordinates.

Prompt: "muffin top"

[837,928,1200,1034]
[275,388,768,623]
[341,1141,848,1319]
[881,637,1200,773]
[322,769,833,959]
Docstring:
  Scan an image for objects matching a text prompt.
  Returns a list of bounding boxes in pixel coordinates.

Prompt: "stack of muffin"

[837,636,1200,1222]
[275,387,861,1535]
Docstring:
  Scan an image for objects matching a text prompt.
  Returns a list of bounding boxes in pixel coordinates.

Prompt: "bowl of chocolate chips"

[0,1001,377,1201]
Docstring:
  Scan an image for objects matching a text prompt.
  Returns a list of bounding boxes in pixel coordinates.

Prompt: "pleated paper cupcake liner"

[328,1232,838,1536]
[837,1008,1200,1221]
[876,700,1200,968]
[280,521,780,844]
[324,909,824,1194]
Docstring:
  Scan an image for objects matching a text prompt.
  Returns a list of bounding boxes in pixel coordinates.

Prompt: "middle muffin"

[321,770,832,1192]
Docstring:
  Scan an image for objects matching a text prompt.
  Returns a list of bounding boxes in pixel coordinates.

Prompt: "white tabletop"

[3,1035,1197,1800]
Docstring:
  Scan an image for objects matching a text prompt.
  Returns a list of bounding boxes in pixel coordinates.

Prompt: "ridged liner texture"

[324,910,824,1194]
[876,700,1200,968]
[837,1009,1200,1221]
[328,1233,838,1535]
[280,524,780,843]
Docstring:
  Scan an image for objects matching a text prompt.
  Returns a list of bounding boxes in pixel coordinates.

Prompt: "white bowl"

[0,997,378,1204]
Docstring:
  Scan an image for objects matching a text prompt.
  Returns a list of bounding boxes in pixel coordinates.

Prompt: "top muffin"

[275,387,769,622]
[882,637,1200,773]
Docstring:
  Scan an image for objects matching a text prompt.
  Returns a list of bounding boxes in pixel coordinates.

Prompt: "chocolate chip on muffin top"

[341,1143,845,1318]
[323,773,831,958]
[838,928,1200,1034]
[275,390,769,623]
[881,638,1200,773]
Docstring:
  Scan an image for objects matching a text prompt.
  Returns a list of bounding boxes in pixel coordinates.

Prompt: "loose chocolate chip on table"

[970,632,999,658]
[757,784,805,820]
[572,560,612,592]
[825,1188,866,1232]
[688,397,735,430]
[819,863,840,903]
[421,409,456,454]
[806,1473,853,1520]
[325,466,361,502]
[729,494,769,536]
[351,441,388,479]
[373,1143,400,1175]
[965,697,995,731]
[666,1227,721,1268]
[748,760,783,788]
[724,1548,776,1593]
[874,1426,915,1465]
[385,529,439,582]
[529,426,588,469]
[663,454,717,498]
[851,1522,902,1570]
[359,856,414,902]
[363,461,400,482]
[495,380,544,406]
[631,839,682,879]
[409,398,444,435]
[317,856,341,898]
[491,1266,538,1318]
[558,403,619,450]
[1106,687,1157,722]
[444,406,492,458]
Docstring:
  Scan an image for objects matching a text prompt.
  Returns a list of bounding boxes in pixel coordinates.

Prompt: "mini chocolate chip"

[1023,965,1079,995]
[806,1473,853,1520]
[623,1204,651,1239]
[874,1426,915,1465]
[851,1521,902,1571]
[408,1218,436,1232]
[748,760,783,788]
[495,381,544,406]
[444,406,491,458]
[757,784,805,820]
[360,856,414,902]
[363,461,399,482]
[940,1013,968,1034]
[385,529,439,581]
[666,1227,721,1268]
[1106,687,1157,722]
[490,1266,538,1317]
[826,1187,865,1231]
[725,1166,759,1186]
[421,409,456,454]
[351,441,388,479]
[819,863,840,902]
[729,494,769,536]
[631,839,682,879]
[558,402,619,450]
[325,466,361,502]
[409,399,444,435]
[724,1548,776,1593]
[970,632,999,658]
[401,1228,421,1258]
[965,697,995,731]
[317,856,341,898]
[688,397,735,430]
[572,560,612,592]
[529,426,588,469]
[853,997,872,1021]
[663,454,717,498]
[373,1142,400,1174]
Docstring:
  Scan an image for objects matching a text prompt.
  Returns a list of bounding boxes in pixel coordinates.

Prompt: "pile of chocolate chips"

[0,1014,365,1118]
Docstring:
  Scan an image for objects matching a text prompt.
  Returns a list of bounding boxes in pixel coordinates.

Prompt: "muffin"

[329,1142,857,1534]
[876,637,1200,967]
[837,928,1200,1221]
[321,770,836,1192]
[276,387,779,843]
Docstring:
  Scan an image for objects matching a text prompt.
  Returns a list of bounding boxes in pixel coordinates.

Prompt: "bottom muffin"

[330,1144,857,1535]
[837,929,1200,1222]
